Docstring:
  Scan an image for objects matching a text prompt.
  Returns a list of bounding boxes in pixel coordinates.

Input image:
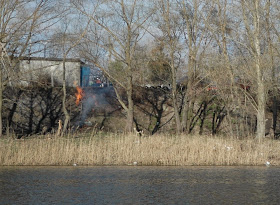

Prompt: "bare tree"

[238,0,268,138]
[155,0,182,133]
[73,0,154,132]
[178,0,212,133]
[154,0,211,134]
[61,24,90,134]
[203,0,241,136]
[203,0,279,137]
[265,0,280,137]
[0,0,61,137]
[47,2,91,134]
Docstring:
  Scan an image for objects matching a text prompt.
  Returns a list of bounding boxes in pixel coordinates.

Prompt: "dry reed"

[0,134,280,166]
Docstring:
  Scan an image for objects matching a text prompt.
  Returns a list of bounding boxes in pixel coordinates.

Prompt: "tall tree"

[0,0,60,137]
[266,0,280,137]
[49,3,90,134]
[239,0,267,138]
[204,0,238,136]
[155,0,211,134]
[156,0,182,133]
[74,0,154,132]
[178,0,211,133]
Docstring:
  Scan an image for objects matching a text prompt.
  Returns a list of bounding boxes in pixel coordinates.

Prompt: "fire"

[75,86,84,105]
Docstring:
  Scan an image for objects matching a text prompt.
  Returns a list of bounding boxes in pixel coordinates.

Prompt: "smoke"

[79,87,113,125]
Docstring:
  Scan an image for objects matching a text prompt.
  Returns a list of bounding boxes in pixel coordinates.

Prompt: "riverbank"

[0,134,279,166]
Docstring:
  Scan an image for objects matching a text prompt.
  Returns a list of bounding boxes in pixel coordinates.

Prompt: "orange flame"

[75,86,84,105]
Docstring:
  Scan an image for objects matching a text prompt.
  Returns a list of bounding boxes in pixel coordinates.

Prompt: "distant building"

[18,57,92,87]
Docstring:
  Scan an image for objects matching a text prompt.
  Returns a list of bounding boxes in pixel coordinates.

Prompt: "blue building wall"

[80,66,91,87]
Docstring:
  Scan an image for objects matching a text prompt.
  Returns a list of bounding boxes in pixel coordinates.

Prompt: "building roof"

[20,56,84,63]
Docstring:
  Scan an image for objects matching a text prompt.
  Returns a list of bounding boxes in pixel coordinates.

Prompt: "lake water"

[0,166,280,204]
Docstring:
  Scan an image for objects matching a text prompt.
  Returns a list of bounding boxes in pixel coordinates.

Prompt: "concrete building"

[18,57,91,87]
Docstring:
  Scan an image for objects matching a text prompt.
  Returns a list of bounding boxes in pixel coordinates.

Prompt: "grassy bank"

[0,134,280,166]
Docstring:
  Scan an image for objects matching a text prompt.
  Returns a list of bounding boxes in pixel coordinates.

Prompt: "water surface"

[0,166,279,204]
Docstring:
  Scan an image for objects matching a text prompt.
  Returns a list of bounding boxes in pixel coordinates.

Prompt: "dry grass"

[0,133,280,166]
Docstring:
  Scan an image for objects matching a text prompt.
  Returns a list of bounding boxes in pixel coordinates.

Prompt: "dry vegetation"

[1,133,279,166]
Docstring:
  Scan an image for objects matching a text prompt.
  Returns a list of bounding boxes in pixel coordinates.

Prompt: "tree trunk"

[0,69,2,138]
[182,53,195,133]
[171,61,182,134]
[126,85,134,132]
[62,58,70,134]
[181,94,189,132]
[256,64,266,139]
[254,1,266,139]
[125,69,134,132]
[272,95,277,137]
[241,0,266,139]
[28,92,34,134]
[172,88,182,134]
[255,36,266,138]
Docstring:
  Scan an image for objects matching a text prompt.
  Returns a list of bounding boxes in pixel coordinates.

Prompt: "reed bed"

[0,134,280,166]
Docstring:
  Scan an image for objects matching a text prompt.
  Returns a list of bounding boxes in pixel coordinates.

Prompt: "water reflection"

[0,166,280,204]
